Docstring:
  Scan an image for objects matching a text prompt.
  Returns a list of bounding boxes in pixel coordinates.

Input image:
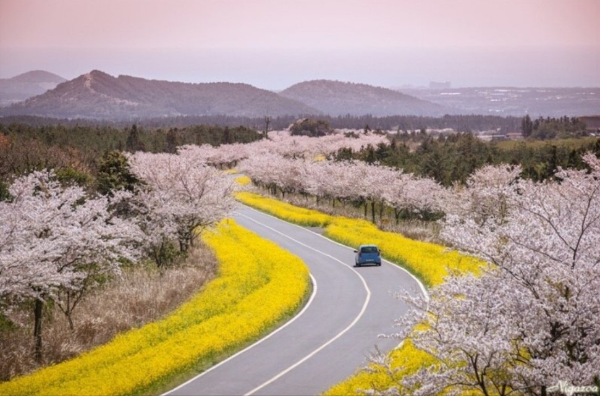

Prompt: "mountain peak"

[9,70,66,84]
[280,79,446,116]
[0,70,68,106]
[88,69,112,79]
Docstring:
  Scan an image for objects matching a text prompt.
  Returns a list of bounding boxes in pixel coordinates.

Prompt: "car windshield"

[360,246,378,253]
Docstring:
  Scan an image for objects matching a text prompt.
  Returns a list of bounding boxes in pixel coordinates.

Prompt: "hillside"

[280,80,449,117]
[1,70,319,119]
[0,70,66,106]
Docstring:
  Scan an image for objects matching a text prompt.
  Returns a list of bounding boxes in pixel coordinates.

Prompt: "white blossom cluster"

[391,153,600,396]
[238,153,445,216]
[177,130,388,167]
[0,170,139,304]
[127,151,236,259]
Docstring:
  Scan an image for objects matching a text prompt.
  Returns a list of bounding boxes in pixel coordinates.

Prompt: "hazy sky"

[1,0,598,89]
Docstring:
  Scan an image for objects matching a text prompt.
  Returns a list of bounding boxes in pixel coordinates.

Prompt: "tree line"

[0,123,261,198]
[1,113,524,133]
[521,115,587,139]
[334,133,600,186]
[2,121,598,198]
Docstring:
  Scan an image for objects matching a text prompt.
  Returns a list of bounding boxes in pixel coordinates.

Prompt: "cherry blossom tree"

[240,153,444,224]
[388,154,600,396]
[441,163,523,224]
[383,173,445,223]
[127,152,236,267]
[305,160,356,205]
[0,170,140,359]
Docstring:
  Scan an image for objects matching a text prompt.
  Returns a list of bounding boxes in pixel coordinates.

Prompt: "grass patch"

[0,246,216,382]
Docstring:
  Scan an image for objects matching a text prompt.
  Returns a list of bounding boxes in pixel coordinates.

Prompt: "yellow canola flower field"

[236,192,481,288]
[235,192,483,395]
[236,192,331,228]
[234,175,252,186]
[0,220,310,396]
[325,340,437,395]
[324,218,481,287]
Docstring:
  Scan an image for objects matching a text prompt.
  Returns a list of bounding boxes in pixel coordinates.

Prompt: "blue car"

[354,245,382,267]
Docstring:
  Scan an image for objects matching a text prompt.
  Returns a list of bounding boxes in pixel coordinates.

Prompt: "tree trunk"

[34,298,44,362]
[371,201,376,224]
[65,291,74,331]
[67,313,74,331]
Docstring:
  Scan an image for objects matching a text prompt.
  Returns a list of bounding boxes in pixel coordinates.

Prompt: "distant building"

[507,132,524,140]
[477,130,507,142]
[478,135,506,142]
[429,81,451,89]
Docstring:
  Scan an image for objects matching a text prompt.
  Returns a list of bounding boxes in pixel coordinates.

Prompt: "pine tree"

[125,124,145,152]
[521,114,533,137]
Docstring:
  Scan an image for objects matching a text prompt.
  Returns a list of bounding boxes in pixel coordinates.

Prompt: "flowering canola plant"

[324,340,438,395]
[0,220,310,396]
[236,192,331,228]
[234,175,252,186]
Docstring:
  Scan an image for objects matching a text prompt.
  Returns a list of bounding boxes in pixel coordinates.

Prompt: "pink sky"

[1,0,599,88]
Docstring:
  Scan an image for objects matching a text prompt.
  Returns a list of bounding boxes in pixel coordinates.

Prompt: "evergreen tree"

[521,114,533,137]
[165,128,179,153]
[125,124,145,152]
[97,151,139,195]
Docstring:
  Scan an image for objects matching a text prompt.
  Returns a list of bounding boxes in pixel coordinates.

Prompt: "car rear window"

[360,246,378,253]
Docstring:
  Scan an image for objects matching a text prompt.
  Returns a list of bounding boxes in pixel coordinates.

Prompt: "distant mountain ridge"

[1,70,449,120]
[280,80,448,117]
[1,70,319,119]
[2,70,598,120]
[0,70,66,106]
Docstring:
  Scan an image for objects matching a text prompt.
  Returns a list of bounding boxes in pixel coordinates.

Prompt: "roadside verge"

[0,219,311,396]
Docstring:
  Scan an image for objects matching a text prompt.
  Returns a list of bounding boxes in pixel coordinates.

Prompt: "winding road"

[165,205,425,396]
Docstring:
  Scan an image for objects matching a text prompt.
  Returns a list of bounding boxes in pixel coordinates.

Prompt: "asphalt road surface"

[165,205,425,396]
